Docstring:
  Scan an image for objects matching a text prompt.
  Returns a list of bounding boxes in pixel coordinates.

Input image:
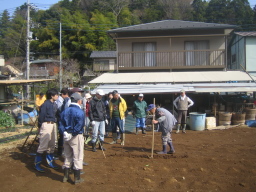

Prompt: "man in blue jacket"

[59,92,85,184]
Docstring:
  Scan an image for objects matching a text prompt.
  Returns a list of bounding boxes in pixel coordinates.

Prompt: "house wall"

[245,37,256,72]
[230,35,245,70]
[117,36,224,52]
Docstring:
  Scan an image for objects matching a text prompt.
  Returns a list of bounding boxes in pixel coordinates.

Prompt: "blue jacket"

[59,104,85,136]
[38,100,57,128]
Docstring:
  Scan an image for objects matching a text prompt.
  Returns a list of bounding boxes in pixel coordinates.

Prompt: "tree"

[191,0,208,22]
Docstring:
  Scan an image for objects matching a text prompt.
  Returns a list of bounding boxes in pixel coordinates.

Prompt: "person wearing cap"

[147,104,176,154]
[59,92,85,184]
[173,89,194,133]
[82,93,92,136]
[34,88,59,173]
[132,93,147,134]
[109,90,127,145]
[71,87,84,94]
[89,89,108,152]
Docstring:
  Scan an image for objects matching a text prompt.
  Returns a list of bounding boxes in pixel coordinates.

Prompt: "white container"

[205,117,216,130]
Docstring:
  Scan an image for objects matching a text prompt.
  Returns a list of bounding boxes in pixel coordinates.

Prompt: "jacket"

[89,96,107,122]
[109,97,127,120]
[59,104,85,136]
[132,100,147,118]
[38,100,57,128]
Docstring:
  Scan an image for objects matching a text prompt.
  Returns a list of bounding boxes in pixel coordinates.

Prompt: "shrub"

[0,111,16,128]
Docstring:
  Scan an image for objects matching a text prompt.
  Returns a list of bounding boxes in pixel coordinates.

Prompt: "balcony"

[93,63,116,72]
[118,49,225,70]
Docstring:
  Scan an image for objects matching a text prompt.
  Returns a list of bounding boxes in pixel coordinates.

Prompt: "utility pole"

[59,22,62,91]
[26,0,30,99]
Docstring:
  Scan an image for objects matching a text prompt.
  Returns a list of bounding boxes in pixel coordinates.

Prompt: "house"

[89,20,256,115]
[107,20,236,72]
[90,51,116,72]
[29,59,60,79]
[229,32,256,78]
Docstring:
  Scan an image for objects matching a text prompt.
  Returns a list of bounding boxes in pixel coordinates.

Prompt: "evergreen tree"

[191,0,208,22]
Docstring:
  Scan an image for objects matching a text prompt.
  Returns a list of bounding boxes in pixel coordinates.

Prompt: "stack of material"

[218,112,232,126]
[232,112,245,125]
[205,117,216,130]
[245,108,256,121]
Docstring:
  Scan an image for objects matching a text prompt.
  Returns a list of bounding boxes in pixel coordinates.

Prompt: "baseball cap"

[146,104,156,111]
[71,87,84,93]
[180,89,185,93]
[85,93,92,99]
[96,89,105,96]
[71,92,83,101]
[139,93,144,97]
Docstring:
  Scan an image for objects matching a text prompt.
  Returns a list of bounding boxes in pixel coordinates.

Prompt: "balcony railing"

[118,49,225,70]
[30,69,49,77]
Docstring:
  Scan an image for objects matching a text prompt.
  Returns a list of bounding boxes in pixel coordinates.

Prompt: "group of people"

[33,87,194,184]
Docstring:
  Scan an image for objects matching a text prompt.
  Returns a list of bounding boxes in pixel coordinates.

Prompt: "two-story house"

[89,20,256,113]
[90,51,116,72]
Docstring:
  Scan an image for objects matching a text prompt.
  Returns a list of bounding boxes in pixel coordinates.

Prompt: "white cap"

[96,89,105,96]
[139,93,144,97]
[85,93,92,99]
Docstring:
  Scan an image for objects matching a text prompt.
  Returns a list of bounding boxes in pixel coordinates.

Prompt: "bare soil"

[0,126,256,192]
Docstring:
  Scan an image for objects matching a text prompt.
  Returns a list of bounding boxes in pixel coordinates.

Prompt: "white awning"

[89,71,255,84]
[91,83,256,94]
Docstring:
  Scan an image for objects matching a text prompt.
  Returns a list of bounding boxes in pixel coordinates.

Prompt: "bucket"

[218,112,232,125]
[245,108,256,120]
[232,112,245,125]
[189,112,206,131]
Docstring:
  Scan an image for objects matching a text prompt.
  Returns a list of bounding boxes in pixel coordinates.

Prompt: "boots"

[99,141,106,151]
[135,127,139,135]
[121,133,125,146]
[176,124,181,134]
[63,168,70,183]
[167,141,175,154]
[182,124,186,133]
[74,169,84,185]
[92,142,97,152]
[157,145,167,154]
[34,153,45,173]
[141,127,146,134]
[109,133,117,144]
[46,153,59,169]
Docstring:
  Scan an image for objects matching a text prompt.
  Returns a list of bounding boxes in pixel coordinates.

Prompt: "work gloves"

[63,131,72,142]
[105,119,108,125]
[91,121,95,126]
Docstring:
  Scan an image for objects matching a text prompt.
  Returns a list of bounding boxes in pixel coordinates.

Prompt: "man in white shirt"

[173,89,194,133]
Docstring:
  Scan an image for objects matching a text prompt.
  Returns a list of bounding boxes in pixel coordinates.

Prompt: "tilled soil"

[0,126,256,192]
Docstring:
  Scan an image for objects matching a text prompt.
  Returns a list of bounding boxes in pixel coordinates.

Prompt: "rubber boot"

[92,142,97,152]
[99,141,106,151]
[135,127,139,135]
[74,169,84,185]
[157,145,167,154]
[63,168,70,183]
[121,133,125,146]
[167,141,175,154]
[182,124,186,133]
[110,133,117,144]
[141,127,146,134]
[46,153,59,169]
[34,153,45,173]
[176,124,181,134]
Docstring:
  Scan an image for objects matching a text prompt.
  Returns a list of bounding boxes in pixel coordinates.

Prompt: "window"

[185,41,209,66]
[132,42,156,67]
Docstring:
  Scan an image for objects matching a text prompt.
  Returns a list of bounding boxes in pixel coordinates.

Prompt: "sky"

[0,0,256,14]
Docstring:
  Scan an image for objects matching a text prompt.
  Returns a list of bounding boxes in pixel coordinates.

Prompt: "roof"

[91,83,256,94]
[234,32,256,37]
[88,71,255,84]
[108,20,237,33]
[30,59,60,64]
[0,79,54,85]
[90,51,117,58]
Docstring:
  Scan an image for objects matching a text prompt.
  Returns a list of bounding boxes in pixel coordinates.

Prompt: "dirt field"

[0,126,256,192]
